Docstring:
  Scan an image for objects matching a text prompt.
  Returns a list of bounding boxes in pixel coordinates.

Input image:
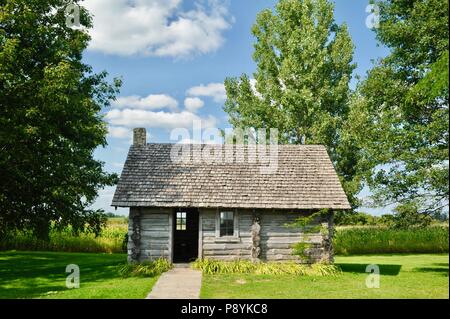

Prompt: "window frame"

[215,209,239,241]
[176,211,187,231]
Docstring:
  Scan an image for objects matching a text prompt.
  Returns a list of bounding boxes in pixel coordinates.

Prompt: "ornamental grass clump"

[191,259,341,276]
[118,258,172,278]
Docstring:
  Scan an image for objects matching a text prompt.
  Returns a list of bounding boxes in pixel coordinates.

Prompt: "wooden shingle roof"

[111,143,351,210]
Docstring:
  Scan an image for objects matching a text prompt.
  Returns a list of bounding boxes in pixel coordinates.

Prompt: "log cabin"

[112,128,351,264]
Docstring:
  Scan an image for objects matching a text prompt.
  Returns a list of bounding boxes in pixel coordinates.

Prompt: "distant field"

[0,251,156,299]
[334,225,449,255]
[200,254,449,299]
[0,218,128,254]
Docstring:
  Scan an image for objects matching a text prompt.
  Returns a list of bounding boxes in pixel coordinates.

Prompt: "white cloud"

[105,109,217,130]
[186,82,226,102]
[83,0,233,58]
[184,97,204,112]
[108,126,132,139]
[113,94,178,111]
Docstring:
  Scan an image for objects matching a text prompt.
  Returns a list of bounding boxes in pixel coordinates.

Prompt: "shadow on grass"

[432,263,449,267]
[0,251,126,299]
[336,263,402,276]
[413,267,449,276]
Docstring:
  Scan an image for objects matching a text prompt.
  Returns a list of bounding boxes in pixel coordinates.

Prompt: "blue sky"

[82,0,390,215]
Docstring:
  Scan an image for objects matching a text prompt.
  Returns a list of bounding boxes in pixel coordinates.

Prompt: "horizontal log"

[140,233,170,240]
[264,248,295,255]
[203,256,253,261]
[260,232,303,237]
[141,214,169,220]
[261,243,295,249]
[140,226,170,233]
[203,236,251,243]
[203,243,251,250]
[203,250,251,256]
[263,255,300,261]
[140,250,170,257]
[141,244,168,251]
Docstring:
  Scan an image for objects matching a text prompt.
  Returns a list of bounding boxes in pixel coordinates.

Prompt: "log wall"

[128,207,333,264]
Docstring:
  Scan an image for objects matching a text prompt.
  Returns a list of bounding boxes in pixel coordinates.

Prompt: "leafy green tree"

[391,202,433,229]
[224,0,359,206]
[0,0,121,239]
[349,0,449,217]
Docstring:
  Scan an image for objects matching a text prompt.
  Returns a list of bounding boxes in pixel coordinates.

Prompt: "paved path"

[146,266,202,299]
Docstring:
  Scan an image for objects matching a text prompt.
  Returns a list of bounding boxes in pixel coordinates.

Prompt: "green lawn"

[1,252,448,299]
[0,251,157,299]
[200,254,449,299]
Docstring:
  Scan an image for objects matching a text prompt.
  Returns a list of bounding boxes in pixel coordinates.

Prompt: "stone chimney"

[133,128,146,146]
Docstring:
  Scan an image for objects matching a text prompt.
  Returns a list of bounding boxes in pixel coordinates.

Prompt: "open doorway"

[172,208,199,263]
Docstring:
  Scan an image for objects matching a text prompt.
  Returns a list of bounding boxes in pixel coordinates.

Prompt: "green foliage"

[191,259,341,276]
[118,258,172,278]
[334,210,445,228]
[391,201,433,229]
[334,225,449,255]
[223,0,361,207]
[286,209,330,261]
[0,0,121,239]
[334,211,379,226]
[348,0,449,215]
[0,218,128,253]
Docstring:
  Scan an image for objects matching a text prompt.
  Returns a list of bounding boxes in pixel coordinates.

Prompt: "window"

[176,212,186,230]
[220,211,234,236]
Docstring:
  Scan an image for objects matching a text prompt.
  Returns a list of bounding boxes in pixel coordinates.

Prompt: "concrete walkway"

[146,265,202,299]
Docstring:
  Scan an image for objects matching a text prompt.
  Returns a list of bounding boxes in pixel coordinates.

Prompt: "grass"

[0,218,128,254]
[334,225,449,255]
[118,258,173,278]
[0,251,448,299]
[200,254,449,299]
[0,251,158,299]
[192,259,341,276]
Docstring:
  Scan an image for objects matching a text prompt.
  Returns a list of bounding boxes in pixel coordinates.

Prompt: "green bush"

[334,225,449,255]
[117,258,172,278]
[334,211,380,226]
[191,259,341,276]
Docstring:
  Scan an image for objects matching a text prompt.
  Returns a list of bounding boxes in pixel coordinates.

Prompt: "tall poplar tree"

[224,0,359,206]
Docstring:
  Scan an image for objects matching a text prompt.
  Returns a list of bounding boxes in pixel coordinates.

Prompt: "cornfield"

[334,225,449,255]
[0,218,128,253]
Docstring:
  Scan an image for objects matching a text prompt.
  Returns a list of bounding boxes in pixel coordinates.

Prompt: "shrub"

[191,259,341,276]
[117,258,172,278]
[334,211,380,226]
